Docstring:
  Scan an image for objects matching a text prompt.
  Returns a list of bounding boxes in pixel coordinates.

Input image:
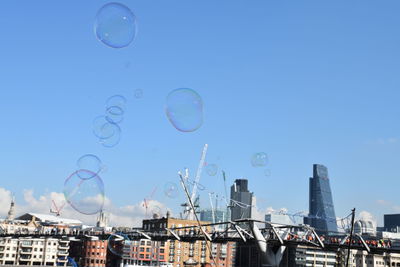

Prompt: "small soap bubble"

[93,116,116,139]
[134,89,143,99]
[251,152,268,167]
[150,206,162,218]
[205,164,218,176]
[165,88,203,132]
[105,105,124,124]
[99,123,121,148]
[106,95,127,111]
[108,233,130,256]
[164,182,179,199]
[94,3,137,48]
[264,169,271,177]
[76,154,102,179]
[63,170,105,215]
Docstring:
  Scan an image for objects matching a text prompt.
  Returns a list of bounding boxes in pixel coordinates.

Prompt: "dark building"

[304,164,338,234]
[230,179,253,221]
[384,214,400,232]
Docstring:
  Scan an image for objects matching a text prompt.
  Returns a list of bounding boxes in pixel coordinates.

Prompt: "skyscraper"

[230,179,253,221]
[304,164,338,233]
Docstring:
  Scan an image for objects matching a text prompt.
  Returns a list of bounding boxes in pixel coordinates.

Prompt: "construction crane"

[180,144,208,220]
[143,186,158,217]
[50,200,65,217]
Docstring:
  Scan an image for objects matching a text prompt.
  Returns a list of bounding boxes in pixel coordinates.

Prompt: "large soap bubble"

[63,170,105,215]
[165,88,203,132]
[94,3,137,48]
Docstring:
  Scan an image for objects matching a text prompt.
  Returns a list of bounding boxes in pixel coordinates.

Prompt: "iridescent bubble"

[150,206,162,218]
[63,170,105,215]
[99,123,121,148]
[94,3,137,49]
[108,233,130,256]
[164,182,179,199]
[76,154,102,180]
[205,163,218,176]
[134,89,143,99]
[93,116,117,139]
[105,95,127,111]
[264,169,271,177]
[165,88,203,132]
[251,152,268,167]
[105,105,124,124]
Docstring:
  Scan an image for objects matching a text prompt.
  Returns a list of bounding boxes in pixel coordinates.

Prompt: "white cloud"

[372,137,399,145]
[358,210,377,229]
[0,188,12,216]
[0,187,169,227]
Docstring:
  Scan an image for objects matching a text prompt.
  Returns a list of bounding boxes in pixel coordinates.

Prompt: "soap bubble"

[150,206,162,218]
[94,3,137,48]
[165,88,203,132]
[76,154,102,179]
[134,89,143,99]
[164,182,179,199]
[63,170,105,215]
[93,116,117,139]
[264,169,271,177]
[105,105,124,124]
[251,152,268,167]
[105,95,127,111]
[108,233,130,256]
[205,163,218,176]
[99,123,121,148]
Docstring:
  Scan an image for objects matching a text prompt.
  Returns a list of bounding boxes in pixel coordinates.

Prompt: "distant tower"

[230,179,253,221]
[304,164,338,234]
[96,210,108,228]
[6,194,15,221]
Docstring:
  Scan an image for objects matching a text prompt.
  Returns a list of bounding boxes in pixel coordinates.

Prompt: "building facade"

[384,214,400,232]
[0,237,69,266]
[304,164,338,234]
[230,179,253,221]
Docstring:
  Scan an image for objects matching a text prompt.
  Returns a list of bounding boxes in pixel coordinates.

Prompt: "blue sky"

[1,0,400,225]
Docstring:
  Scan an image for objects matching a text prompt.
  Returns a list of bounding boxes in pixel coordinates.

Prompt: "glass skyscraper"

[230,179,253,221]
[304,164,338,233]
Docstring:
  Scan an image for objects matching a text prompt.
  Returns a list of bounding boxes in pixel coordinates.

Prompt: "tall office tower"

[230,179,253,221]
[384,214,400,232]
[304,164,338,233]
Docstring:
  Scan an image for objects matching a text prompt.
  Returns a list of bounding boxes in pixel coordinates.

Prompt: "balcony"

[19,256,32,261]
[58,250,69,256]
[20,249,32,254]
[58,244,69,250]
[20,243,33,248]
[57,257,68,263]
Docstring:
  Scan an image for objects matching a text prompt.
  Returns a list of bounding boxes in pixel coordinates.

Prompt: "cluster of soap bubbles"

[93,95,127,148]
[63,154,105,215]
[165,88,204,132]
[108,233,130,256]
[95,2,137,49]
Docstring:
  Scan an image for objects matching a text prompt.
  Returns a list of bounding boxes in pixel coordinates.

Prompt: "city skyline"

[1,0,400,228]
